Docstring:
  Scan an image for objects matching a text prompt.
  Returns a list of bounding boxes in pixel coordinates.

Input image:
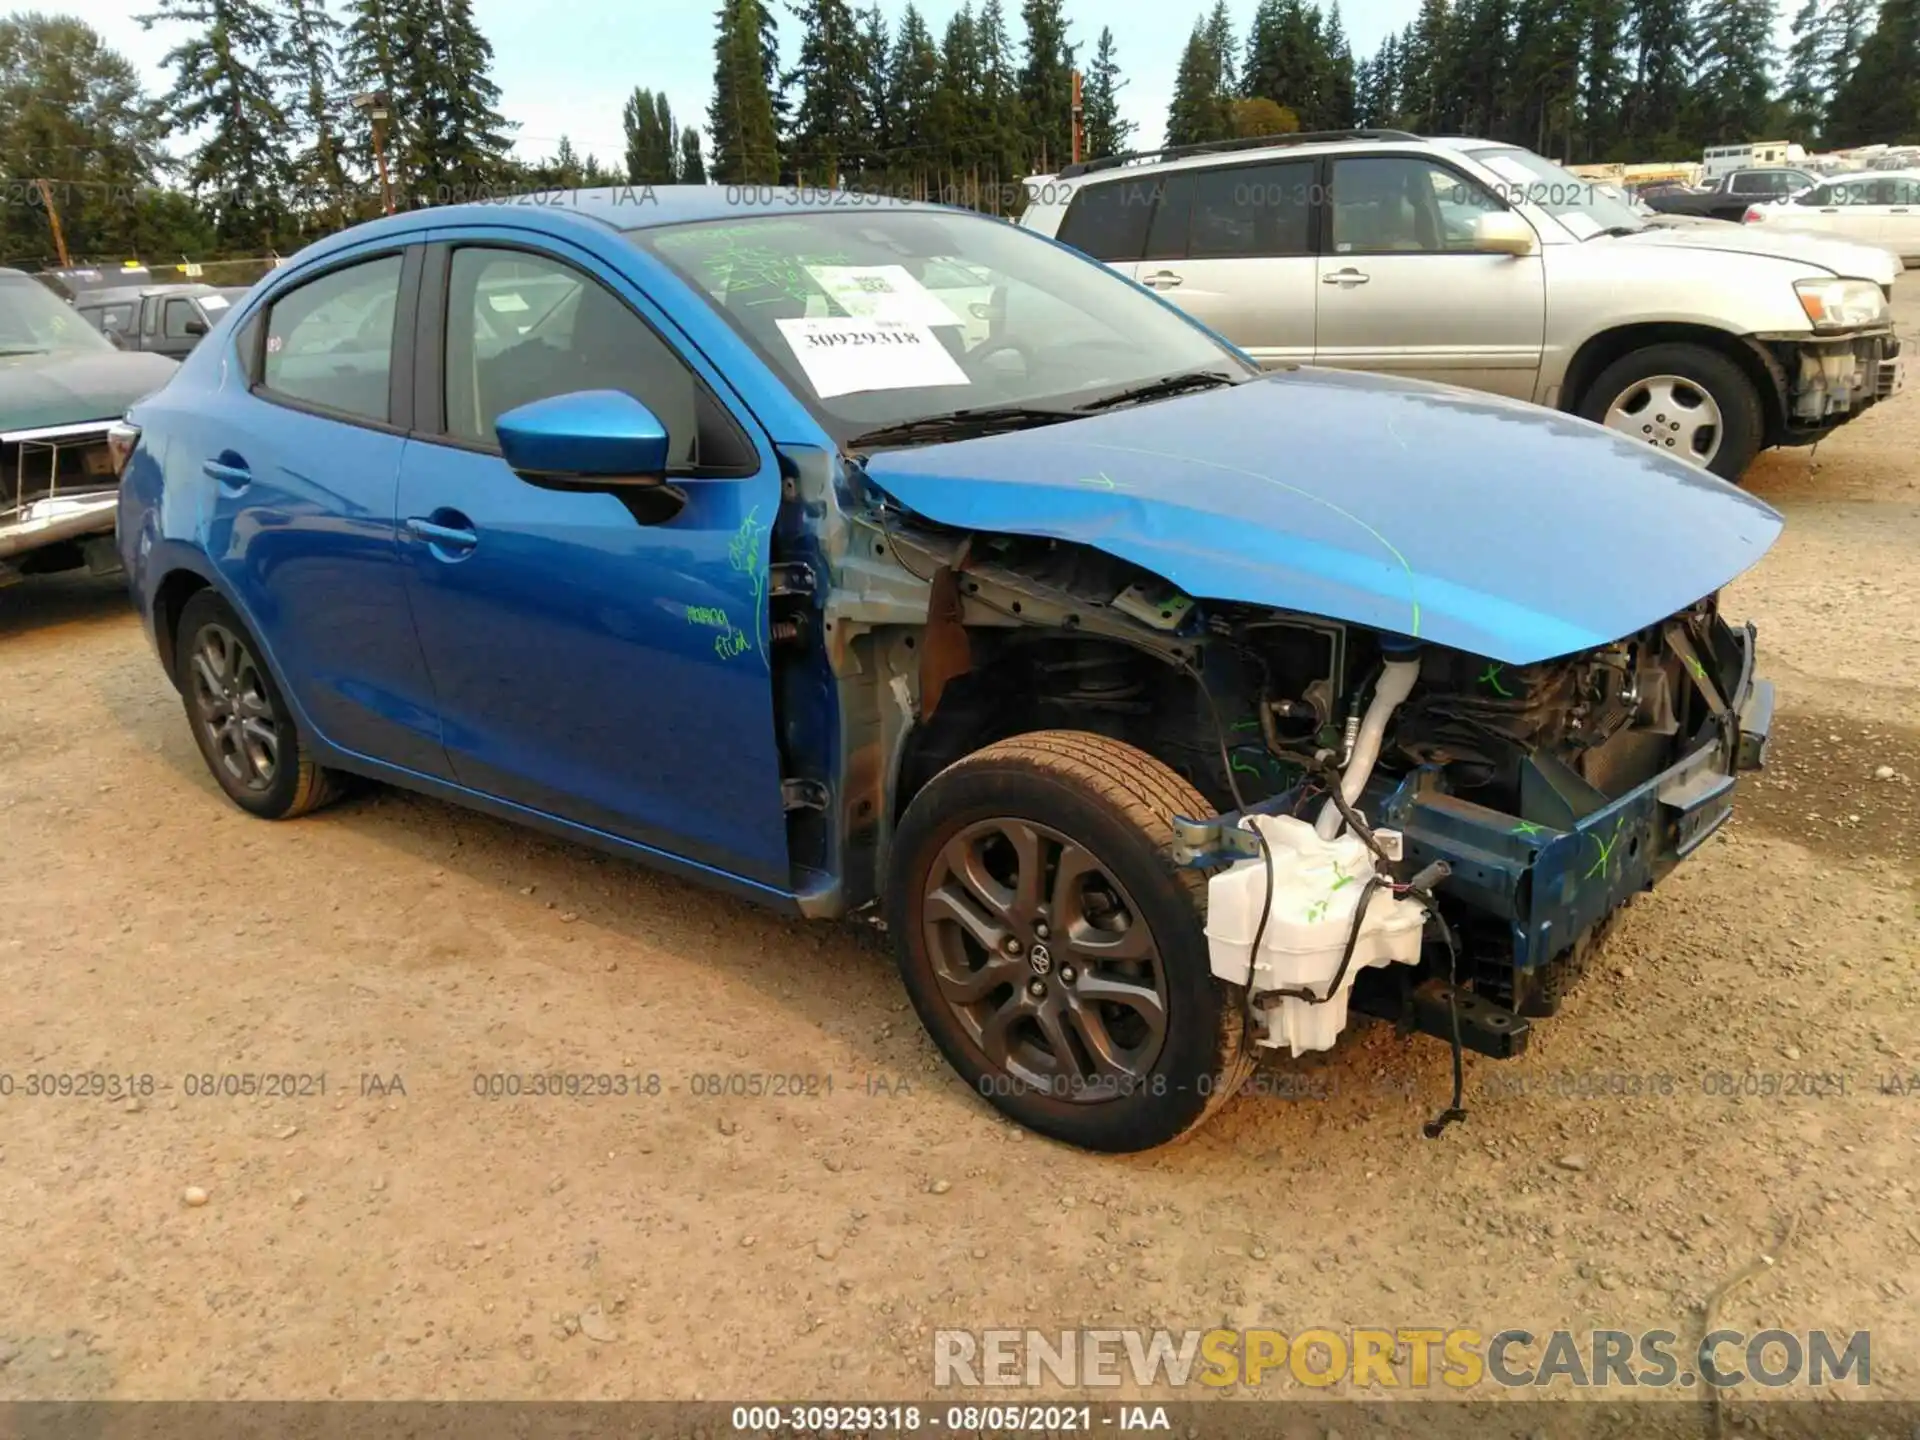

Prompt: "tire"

[174,589,341,820]
[887,730,1253,1152]
[1577,342,1765,481]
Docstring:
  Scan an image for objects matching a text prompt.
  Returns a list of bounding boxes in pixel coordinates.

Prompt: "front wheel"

[1578,342,1764,481]
[887,731,1252,1152]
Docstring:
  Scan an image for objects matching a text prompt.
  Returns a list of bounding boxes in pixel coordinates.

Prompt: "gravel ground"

[0,279,1915,1407]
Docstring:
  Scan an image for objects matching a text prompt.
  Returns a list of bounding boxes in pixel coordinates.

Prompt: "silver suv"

[1021,129,1905,479]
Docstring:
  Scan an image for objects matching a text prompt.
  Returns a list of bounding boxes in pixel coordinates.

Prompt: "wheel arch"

[152,565,216,690]
[1559,322,1789,446]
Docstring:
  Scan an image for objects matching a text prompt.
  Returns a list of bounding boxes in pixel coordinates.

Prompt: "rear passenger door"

[1130,161,1317,368]
[1886,177,1920,260]
[1315,155,1545,400]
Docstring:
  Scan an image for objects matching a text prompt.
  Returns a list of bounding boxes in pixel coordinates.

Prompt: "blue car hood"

[859,368,1783,665]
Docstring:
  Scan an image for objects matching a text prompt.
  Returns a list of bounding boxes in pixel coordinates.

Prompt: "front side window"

[163,297,200,338]
[442,247,747,473]
[634,209,1249,443]
[260,254,404,423]
[0,275,116,357]
[1188,161,1313,259]
[1329,157,1505,254]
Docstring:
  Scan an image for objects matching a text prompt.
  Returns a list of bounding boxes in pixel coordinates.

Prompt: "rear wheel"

[175,589,341,820]
[1579,342,1764,481]
[888,731,1251,1152]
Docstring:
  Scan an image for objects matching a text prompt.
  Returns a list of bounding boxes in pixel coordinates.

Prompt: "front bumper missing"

[1176,619,1770,1054]
[1779,331,1900,426]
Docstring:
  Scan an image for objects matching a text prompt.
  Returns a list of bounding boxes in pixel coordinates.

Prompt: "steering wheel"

[962,334,1036,378]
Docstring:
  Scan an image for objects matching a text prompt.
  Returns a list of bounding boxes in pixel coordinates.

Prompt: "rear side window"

[1055,180,1157,262]
[260,255,403,423]
[1142,174,1197,260]
[1189,161,1313,259]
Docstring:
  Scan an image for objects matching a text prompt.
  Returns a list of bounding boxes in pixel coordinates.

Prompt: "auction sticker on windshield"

[775,316,969,398]
[804,264,961,327]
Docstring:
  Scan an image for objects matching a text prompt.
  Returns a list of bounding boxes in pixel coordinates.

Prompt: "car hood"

[859,369,1783,666]
[1609,221,1901,284]
[0,349,178,437]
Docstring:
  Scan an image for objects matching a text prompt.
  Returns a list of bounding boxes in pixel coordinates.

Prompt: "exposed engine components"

[1315,647,1423,840]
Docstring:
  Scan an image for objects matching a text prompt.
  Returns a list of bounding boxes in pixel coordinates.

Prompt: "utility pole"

[1071,70,1084,166]
[33,179,71,267]
[353,92,396,215]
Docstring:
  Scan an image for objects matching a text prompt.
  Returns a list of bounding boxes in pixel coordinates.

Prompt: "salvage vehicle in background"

[117,192,1777,1151]
[1,266,177,580]
[71,282,251,358]
[1022,129,1903,480]
[1741,172,1920,265]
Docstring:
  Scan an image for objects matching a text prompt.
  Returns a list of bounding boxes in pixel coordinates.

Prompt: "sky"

[31,0,1421,170]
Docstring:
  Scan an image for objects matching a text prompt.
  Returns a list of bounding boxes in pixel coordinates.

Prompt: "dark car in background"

[1,267,177,579]
[72,283,251,358]
[1644,167,1820,221]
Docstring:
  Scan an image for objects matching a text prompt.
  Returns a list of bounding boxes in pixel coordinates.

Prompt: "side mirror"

[494,390,670,489]
[184,316,209,337]
[1473,210,1538,257]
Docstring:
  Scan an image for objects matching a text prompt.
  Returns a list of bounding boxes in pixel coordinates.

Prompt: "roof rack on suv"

[1056,128,1423,179]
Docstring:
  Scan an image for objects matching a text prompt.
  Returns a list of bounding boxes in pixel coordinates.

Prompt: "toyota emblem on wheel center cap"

[1029,943,1053,975]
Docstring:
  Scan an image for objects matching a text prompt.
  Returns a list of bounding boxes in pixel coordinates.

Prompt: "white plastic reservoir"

[1205,813,1427,1055]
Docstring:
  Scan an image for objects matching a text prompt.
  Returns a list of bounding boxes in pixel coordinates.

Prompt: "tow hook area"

[1349,977,1531,1059]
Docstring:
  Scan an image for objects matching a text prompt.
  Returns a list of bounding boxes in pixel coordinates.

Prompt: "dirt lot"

[1,284,1916,1410]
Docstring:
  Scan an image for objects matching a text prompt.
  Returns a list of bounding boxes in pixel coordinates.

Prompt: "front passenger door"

[1315,156,1546,399]
[396,239,790,888]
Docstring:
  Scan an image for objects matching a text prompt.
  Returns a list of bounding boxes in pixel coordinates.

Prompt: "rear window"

[1054,180,1158,262]
[259,254,403,423]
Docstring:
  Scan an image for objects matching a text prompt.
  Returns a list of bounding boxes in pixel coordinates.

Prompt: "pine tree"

[342,0,408,190]
[1081,25,1135,159]
[787,0,866,183]
[1166,13,1233,145]
[1243,0,1328,124]
[1204,0,1239,94]
[1781,0,1829,138]
[1828,0,1920,144]
[623,88,679,183]
[1448,0,1513,139]
[932,6,981,193]
[887,4,943,194]
[710,0,782,181]
[274,0,349,227]
[677,129,707,182]
[1507,0,1583,154]
[1580,0,1627,156]
[392,0,513,202]
[1690,0,1777,143]
[1818,0,1873,119]
[854,6,892,178]
[1321,3,1359,127]
[140,0,291,246]
[1018,0,1074,174]
[1622,0,1692,148]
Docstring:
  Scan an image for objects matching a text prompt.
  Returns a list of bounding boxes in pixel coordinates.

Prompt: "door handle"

[1820,208,1839,213]
[1141,270,1184,289]
[404,513,479,557]
[1322,268,1371,286]
[201,456,250,489]
[1893,208,1911,214]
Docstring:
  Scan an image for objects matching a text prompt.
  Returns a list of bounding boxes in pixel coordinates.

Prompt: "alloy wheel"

[188,623,280,793]
[919,817,1170,1101]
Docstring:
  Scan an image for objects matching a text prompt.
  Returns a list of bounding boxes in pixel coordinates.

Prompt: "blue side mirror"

[494,390,670,488]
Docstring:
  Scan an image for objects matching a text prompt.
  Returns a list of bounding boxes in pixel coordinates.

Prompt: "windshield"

[1462,146,1649,238]
[631,210,1251,442]
[0,275,115,356]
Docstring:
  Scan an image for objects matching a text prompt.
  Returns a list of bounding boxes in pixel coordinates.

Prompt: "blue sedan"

[115,188,1779,1151]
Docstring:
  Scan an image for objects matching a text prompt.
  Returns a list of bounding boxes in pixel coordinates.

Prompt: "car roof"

[1048,129,1456,184]
[73,282,220,303]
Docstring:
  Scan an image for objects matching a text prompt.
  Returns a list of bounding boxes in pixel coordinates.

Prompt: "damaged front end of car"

[764,375,1780,1115]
